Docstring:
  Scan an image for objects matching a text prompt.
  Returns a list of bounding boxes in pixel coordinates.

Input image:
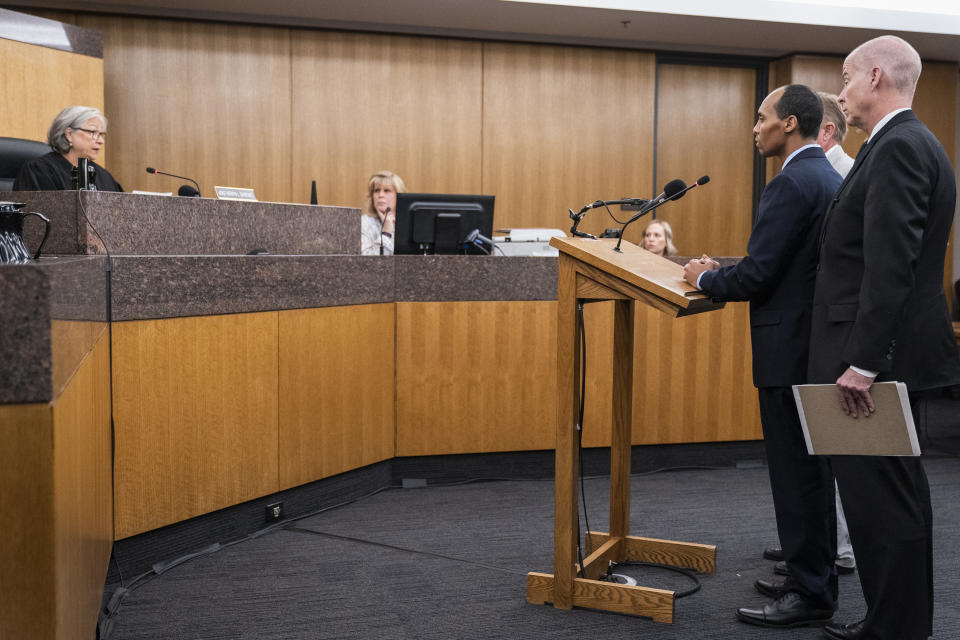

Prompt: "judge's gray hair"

[47,106,107,154]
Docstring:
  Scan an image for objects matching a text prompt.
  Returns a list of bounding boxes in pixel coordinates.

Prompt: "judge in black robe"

[12,105,122,192]
[14,151,122,192]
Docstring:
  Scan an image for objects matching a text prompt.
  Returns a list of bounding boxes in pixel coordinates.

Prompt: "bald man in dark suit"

[809,35,960,640]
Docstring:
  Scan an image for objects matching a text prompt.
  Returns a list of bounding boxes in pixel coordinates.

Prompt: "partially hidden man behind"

[683,85,842,629]
[817,92,855,178]
[810,35,960,640]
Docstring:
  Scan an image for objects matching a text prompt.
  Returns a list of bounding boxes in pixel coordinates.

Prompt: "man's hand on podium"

[683,254,720,287]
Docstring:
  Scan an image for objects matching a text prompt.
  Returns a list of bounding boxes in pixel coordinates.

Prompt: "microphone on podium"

[613,175,711,252]
[146,166,201,197]
[665,175,710,202]
[650,178,687,206]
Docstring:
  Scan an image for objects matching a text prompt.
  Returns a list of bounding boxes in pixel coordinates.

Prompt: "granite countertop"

[1,191,361,256]
[109,254,559,321]
[0,256,108,404]
[109,255,395,321]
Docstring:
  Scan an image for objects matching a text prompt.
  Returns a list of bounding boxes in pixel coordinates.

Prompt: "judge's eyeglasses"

[73,128,107,141]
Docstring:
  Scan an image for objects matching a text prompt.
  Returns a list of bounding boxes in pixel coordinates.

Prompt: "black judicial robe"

[13,151,123,192]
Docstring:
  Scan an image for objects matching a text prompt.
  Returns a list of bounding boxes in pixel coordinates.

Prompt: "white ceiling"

[7,0,960,63]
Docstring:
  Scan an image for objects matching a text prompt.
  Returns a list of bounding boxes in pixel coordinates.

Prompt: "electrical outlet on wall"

[265,502,284,522]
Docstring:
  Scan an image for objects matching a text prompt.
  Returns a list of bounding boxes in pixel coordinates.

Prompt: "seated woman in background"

[361,170,406,255]
[641,219,677,257]
[14,105,122,192]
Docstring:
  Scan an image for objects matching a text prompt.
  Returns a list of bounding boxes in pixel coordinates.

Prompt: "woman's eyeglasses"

[73,128,106,141]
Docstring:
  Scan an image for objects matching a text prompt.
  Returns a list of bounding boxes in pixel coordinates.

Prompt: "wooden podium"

[526,236,725,623]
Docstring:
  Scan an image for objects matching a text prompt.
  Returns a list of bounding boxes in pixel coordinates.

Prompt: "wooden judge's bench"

[0,190,761,639]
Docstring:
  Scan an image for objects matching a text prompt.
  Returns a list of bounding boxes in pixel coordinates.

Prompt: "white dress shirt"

[824,144,854,178]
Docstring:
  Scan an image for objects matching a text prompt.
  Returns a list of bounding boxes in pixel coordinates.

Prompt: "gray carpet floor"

[102,454,960,640]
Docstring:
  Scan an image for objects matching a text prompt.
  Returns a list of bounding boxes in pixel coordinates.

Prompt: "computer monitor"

[394,193,495,255]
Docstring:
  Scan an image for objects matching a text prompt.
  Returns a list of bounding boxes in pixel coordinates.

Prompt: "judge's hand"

[836,367,876,418]
[682,254,720,287]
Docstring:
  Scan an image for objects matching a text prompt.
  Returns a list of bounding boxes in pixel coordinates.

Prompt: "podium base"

[526,532,716,623]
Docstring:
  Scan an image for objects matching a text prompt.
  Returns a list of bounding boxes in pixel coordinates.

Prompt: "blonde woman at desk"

[361,170,406,255]
[641,219,677,257]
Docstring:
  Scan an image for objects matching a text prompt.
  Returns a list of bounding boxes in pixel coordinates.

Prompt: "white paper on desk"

[792,382,920,456]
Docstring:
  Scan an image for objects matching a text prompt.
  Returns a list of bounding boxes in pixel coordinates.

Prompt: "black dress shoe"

[835,563,856,575]
[736,592,834,628]
[823,618,865,639]
[754,576,796,599]
[763,546,784,561]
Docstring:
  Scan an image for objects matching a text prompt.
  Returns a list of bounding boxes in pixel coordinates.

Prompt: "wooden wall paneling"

[278,304,395,489]
[111,312,280,539]
[579,301,613,448]
[291,31,482,207]
[913,62,958,308]
[578,300,761,447]
[15,9,79,24]
[655,64,756,257]
[0,38,104,146]
[395,301,557,456]
[52,333,112,640]
[768,58,792,92]
[562,299,761,448]
[633,303,760,444]
[0,403,56,639]
[0,332,112,640]
[482,43,655,242]
[394,297,759,455]
[77,15,292,203]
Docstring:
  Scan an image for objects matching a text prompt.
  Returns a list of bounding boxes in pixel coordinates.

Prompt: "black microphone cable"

[576,301,590,576]
[73,189,126,638]
[601,201,632,226]
[572,299,704,597]
[379,207,391,255]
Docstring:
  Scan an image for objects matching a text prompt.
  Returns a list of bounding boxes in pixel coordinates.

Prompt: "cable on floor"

[284,525,529,577]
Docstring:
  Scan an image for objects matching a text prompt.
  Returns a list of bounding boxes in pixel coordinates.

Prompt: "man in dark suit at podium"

[808,35,960,640]
[683,84,843,628]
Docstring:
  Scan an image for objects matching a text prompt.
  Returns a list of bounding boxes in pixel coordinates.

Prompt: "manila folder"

[792,382,920,456]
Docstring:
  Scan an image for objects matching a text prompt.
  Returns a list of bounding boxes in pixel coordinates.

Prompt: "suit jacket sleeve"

[699,171,812,301]
[842,134,929,371]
